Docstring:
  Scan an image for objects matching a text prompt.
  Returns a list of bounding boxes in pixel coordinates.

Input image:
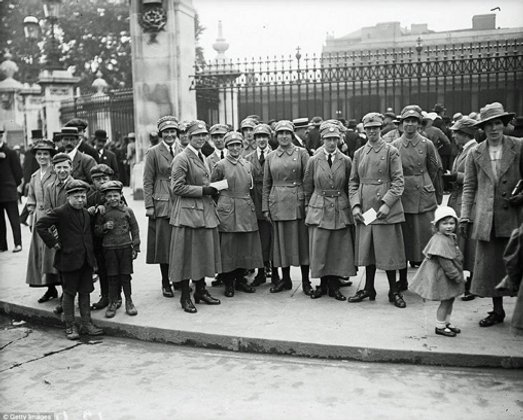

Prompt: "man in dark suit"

[0,125,23,252]
[60,127,96,183]
[93,129,119,180]
[65,118,99,163]
[36,180,103,340]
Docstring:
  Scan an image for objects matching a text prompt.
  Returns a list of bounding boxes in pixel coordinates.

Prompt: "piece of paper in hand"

[362,207,377,225]
[210,179,229,191]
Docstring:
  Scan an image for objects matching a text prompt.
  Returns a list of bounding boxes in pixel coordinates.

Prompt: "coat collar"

[317,149,343,173]
[276,145,297,157]
[400,132,423,147]
[473,135,517,182]
[364,138,386,154]
[184,146,209,172]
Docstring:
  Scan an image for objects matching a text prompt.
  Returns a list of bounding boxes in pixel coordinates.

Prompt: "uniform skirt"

[146,217,171,264]
[355,223,406,270]
[401,211,434,262]
[26,209,60,287]
[168,226,222,282]
[220,231,263,272]
[272,219,309,267]
[472,235,511,298]
[308,226,356,278]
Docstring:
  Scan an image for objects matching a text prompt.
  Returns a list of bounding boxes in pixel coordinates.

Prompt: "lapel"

[317,152,332,175]
[474,141,495,182]
[497,136,517,180]
[41,167,54,185]
[186,148,209,173]
[158,143,172,165]
[331,152,343,174]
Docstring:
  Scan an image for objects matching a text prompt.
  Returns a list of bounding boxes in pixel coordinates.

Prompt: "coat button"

[293,182,296,185]
[331,204,334,207]
[419,150,423,154]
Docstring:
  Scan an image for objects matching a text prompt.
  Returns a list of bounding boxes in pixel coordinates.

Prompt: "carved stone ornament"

[139,5,167,43]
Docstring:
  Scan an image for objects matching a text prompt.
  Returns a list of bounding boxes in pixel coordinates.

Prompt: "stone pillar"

[37,69,80,138]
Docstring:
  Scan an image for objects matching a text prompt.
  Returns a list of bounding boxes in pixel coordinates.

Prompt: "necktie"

[259,150,265,165]
[169,145,173,157]
[220,151,224,160]
[328,154,333,167]
[198,151,204,162]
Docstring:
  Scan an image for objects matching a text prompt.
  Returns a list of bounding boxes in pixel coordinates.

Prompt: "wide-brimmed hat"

[224,132,243,147]
[209,124,229,135]
[31,139,57,156]
[253,124,272,137]
[100,180,123,193]
[274,120,294,133]
[186,120,208,137]
[65,180,89,195]
[90,163,114,178]
[433,206,458,225]
[474,102,515,128]
[362,112,384,128]
[400,105,423,121]
[65,118,88,130]
[157,116,179,133]
[449,116,477,137]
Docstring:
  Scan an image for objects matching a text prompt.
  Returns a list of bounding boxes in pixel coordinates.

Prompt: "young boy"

[36,180,104,340]
[94,180,140,318]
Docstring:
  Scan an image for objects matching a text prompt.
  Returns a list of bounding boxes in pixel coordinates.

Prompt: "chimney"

[472,14,496,30]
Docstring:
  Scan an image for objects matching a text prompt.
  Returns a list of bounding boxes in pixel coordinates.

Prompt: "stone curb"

[2,300,522,369]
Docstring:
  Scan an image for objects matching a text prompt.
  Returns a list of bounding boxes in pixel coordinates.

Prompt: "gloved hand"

[442,172,457,182]
[508,194,523,207]
[202,186,218,196]
[352,206,365,224]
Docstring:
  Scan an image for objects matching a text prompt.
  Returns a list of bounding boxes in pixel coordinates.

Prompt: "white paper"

[210,179,229,191]
[362,208,377,225]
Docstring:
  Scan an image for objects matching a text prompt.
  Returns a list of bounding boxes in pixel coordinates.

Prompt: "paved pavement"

[1,188,522,368]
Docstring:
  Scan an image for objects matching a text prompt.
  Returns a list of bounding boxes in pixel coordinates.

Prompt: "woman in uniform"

[169,120,221,313]
[348,113,407,308]
[262,120,312,295]
[391,105,441,292]
[25,140,59,302]
[143,116,179,298]
[211,131,263,297]
[303,121,355,301]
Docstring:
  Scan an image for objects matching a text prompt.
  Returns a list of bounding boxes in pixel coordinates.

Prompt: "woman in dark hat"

[391,105,442,291]
[303,121,355,301]
[211,131,263,297]
[25,140,60,302]
[461,102,523,327]
[143,116,180,298]
[168,120,221,313]
[348,113,407,308]
[262,120,313,295]
[445,117,478,301]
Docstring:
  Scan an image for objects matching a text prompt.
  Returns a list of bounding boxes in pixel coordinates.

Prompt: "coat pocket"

[178,197,204,227]
[420,183,437,212]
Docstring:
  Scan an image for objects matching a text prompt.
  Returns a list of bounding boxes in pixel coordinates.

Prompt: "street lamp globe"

[23,16,40,40]
[43,0,61,21]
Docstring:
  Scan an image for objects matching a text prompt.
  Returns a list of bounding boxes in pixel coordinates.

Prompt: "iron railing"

[193,39,523,126]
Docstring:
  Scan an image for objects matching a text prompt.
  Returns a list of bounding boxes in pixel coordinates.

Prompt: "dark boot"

[62,293,77,339]
[179,280,197,313]
[264,261,272,278]
[270,267,292,293]
[54,293,63,314]
[462,275,475,301]
[301,265,313,296]
[396,267,408,292]
[38,286,58,303]
[160,263,174,297]
[224,273,235,298]
[311,277,329,299]
[328,277,346,301]
[78,294,103,335]
[270,264,280,285]
[251,267,266,287]
[91,294,109,310]
[194,279,221,305]
[235,269,256,293]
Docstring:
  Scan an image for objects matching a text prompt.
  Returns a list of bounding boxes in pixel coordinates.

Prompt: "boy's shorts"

[61,262,95,295]
[104,246,133,276]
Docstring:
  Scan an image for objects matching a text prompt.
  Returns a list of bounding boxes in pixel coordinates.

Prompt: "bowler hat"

[450,117,477,137]
[90,163,114,178]
[186,120,208,137]
[253,124,272,137]
[400,105,423,121]
[310,116,323,127]
[362,112,384,128]
[31,139,57,156]
[65,118,88,130]
[274,120,294,133]
[384,112,396,120]
[66,180,89,195]
[347,119,358,129]
[94,129,108,140]
[224,132,243,147]
[100,180,123,193]
[52,153,72,165]
[474,102,515,128]
[513,116,523,128]
[157,116,179,133]
[209,124,229,135]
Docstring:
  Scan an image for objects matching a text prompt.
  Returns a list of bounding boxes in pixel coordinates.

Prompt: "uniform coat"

[349,139,406,269]
[25,167,59,286]
[303,150,355,277]
[168,147,221,282]
[206,149,226,173]
[143,141,174,264]
[71,150,96,183]
[461,135,523,297]
[211,156,262,272]
[262,145,310,267]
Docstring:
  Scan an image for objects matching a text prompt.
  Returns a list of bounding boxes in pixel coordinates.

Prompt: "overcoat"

[36,203,97,272]
[500,224,523,333]
[0,142,23,202]
[211,156,258,232]
[447,140,478,219]
[43,176,74,212]
[349,139,404,224]
[143,142,174,219]
[392,133,440,214]
[71,151,96,184]
[169,148,220,228]
[207,149,226,172]
[245,148,270,220]
[303,151,353,229]
[262,145,309,221]
[98,148,119,180]
[461,135,523,241]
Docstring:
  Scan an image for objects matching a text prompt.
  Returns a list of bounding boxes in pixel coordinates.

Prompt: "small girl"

[410,206,466,337]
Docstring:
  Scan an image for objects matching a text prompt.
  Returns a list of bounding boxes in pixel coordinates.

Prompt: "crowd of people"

[0,100,522,340]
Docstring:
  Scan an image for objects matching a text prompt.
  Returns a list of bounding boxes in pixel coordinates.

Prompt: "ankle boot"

[396,268,408,292]
[235,270,256,293]
[311,277,329,299]
[194,279,221,305]
[251,267,266,287]
[328,277,346,301]
[224,275,235,298]
[264,262,272,278]
[78,294,104,335]
[105,301,118,318]
[91,294,109,310]
[125,298,138,316]
[179,280,197,313]
[302,279,313,296]
[65,323,80,340]
[271,265,280,285]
